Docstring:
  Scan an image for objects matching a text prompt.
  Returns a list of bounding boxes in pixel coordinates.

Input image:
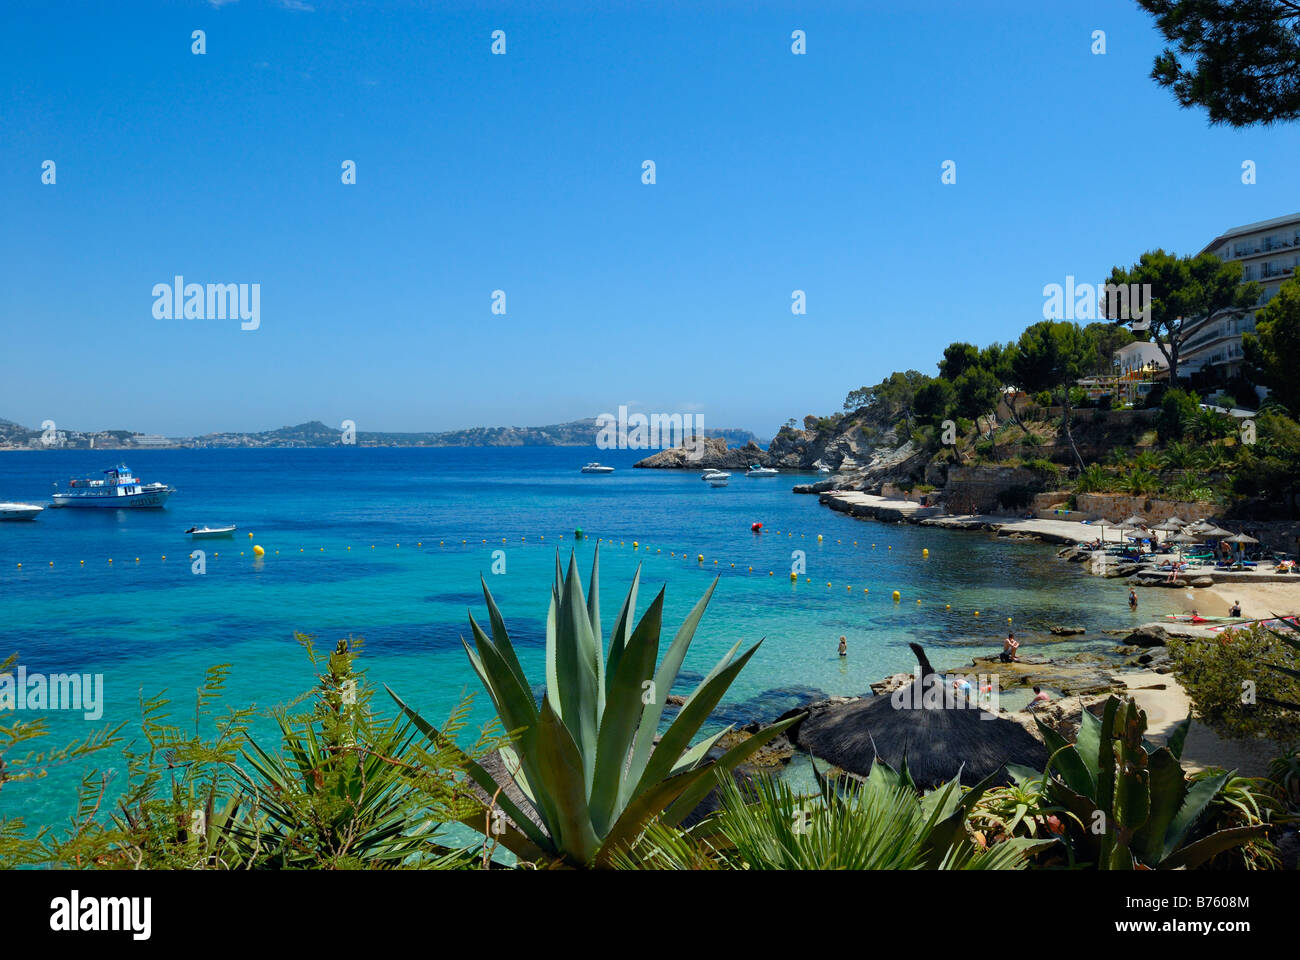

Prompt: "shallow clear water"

[0,447,1178,825]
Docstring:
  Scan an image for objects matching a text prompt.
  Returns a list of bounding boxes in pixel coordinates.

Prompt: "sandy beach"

[1201,581,1300,619]
[1120,671,1285,777]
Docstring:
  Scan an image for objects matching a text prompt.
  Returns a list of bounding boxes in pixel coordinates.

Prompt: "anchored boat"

[50,464,174,509]
[580,462,615,474]
[0,502,44,520]
[186,525,236,539]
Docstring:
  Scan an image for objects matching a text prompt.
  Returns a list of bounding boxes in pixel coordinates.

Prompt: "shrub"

[1168,624,1300,750]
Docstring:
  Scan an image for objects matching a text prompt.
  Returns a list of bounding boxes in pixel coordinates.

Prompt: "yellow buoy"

[892,590,901,602]
[974,611,980,617]
[80,560,84,565]
[697,554,704,562]
[789,572,797,581]
[254,545,265,556]
[826,582,831,587]
[633,541,638,548]
[805,577,811,583]
[922,548,929,558]
[248,532,253,539]
[946,604,951,609]
[817,534,823,542]
[49,561,53,566]
[917,599,922,604]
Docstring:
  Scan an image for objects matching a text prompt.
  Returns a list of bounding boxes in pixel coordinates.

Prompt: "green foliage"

[1158,387,1200,442]
[1169,623,1300,749]
[391,548,797,868]
[1106,251,1260,381]
[914,378,956,427]
[1122,466,1160,496]
[1035,696,1267,869]
[1074,464,1113,493]
[1244,268,1300,416]
[614,760,1048,870]
[1,642,483,870]
[1138,0,1300,126]
[842,370,932,419]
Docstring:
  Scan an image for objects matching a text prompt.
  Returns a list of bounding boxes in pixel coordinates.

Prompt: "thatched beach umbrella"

[1226,533,1259,545]
[793,644,1049,788]
[1198,524,1233,539]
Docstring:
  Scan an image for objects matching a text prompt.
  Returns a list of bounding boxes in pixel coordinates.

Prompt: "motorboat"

[0,502,44,520]
[51,464,174,509]
[580,462,615,474]
[701,470,731,481]
[745,465,779,477]
[186,525,237,539]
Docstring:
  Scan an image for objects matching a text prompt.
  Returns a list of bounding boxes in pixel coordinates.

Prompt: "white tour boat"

[580,462,615,473]
[0,502,44,520]
[50,464,175,509]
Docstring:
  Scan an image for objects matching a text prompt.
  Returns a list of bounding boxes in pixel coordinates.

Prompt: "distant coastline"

[0,417,763,452]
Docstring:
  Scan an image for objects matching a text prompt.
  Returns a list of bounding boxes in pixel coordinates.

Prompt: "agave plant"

[1035,696,1266,869]
[614,758,1050,870]
[390,548,797,868]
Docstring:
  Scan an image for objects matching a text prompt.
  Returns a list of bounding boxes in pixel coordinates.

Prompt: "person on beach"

[1000,632,1020,663]
[1128,588,1138,611]
[952,676,973,702]
[838,635,847,657]
[1189,609,1207,624]
[1229,600,1242,617]
[1025,686,1050,711]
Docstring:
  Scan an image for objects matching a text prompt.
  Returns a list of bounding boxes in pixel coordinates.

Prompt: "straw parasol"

[1225,533,1259,545]
[792,644,1049,788]
[1198,524,1234,539]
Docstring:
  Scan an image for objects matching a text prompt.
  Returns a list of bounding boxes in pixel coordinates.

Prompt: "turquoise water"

[0,447,1177,826]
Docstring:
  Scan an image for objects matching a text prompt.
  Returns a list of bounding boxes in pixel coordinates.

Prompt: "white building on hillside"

[1182,212,1300,377]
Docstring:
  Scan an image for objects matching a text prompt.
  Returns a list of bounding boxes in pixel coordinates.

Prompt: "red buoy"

[751,522,763,532]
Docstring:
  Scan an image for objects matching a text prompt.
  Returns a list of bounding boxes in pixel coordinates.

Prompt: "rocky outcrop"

[1124,624,1169,648]
[633,437,771,470]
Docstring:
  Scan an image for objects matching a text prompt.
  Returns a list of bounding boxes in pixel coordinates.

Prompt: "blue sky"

[2,0,1297,438]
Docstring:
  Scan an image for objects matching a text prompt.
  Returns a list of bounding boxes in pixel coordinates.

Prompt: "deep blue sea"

[0,447,1178,827]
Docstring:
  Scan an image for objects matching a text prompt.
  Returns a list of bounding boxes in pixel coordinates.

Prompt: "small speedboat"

[0,502,44,520]
[745,465,778,477]
[701,470,731,481]
[580,463,615,474]
[186,525,237,539]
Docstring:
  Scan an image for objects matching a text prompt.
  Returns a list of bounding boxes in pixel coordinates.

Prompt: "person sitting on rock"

[1025,686,1050,711]
[1229,600,1242,617]
[999,632,1020,663]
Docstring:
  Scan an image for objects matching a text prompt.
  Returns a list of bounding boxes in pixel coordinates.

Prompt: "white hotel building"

[1181,212,1300,377]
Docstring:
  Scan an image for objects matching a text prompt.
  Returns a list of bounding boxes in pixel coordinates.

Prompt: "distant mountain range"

[0,417,763,450]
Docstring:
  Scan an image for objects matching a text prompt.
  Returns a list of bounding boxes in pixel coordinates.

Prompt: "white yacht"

[0,502,44,520]
[745,464,779,477]
[50,464,174,509]
[700,469,731,481]
[580,462,615,474]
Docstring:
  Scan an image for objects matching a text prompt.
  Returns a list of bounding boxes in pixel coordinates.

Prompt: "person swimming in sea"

[838,635,847,657]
